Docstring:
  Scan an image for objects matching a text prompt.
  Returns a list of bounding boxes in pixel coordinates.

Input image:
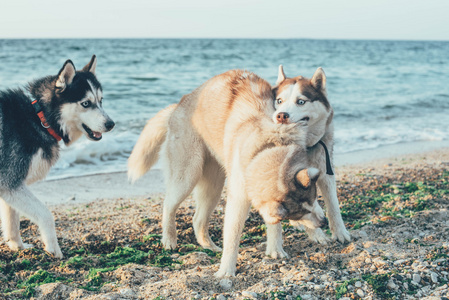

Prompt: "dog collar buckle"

[31,99,62,142]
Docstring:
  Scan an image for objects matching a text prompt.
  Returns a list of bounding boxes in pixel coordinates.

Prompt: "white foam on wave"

[47,131,138,180]
[334,122,448,154]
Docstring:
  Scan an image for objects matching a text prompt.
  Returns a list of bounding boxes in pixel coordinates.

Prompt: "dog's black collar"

[310,140,334,176]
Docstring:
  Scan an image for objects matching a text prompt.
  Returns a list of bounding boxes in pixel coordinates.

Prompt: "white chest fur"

[26,148,54,185]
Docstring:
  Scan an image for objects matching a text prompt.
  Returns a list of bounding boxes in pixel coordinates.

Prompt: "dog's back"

[128,70,278,180]
[181,70,276,165]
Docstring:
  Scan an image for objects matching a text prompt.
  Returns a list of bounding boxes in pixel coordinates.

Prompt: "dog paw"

[161,236,177,250]
[331,227,351,243]
[214,267,236,278]
[5,240,27,251]
[306,228,329,245]
[197,237,222,252]
[266,248,289,259]
[203,244,222,253]
[45,246,63,259]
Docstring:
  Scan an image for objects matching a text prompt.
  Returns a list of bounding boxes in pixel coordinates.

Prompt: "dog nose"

[105,120,115,131]
[276,112,290,124]
[319,217,328,228]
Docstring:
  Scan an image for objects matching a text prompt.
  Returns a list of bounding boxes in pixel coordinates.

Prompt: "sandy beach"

[1,144,448,299]
[30,140,449,206]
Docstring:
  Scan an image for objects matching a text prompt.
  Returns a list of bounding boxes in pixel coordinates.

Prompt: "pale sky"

[0,0,448,40]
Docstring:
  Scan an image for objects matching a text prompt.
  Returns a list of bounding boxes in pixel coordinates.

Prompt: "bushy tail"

[128,104,177,183]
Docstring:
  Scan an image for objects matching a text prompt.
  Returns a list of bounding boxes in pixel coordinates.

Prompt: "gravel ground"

[0,149,448,299]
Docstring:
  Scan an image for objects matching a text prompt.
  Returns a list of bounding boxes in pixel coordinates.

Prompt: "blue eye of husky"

[276,98,282,104]
[81,101,92,108]
[297,99,306,105]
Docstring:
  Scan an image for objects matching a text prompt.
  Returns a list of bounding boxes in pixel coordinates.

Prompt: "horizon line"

[0,37,448,43]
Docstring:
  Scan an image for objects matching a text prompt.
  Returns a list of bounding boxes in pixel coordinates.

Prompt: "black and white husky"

[0,55,114,258]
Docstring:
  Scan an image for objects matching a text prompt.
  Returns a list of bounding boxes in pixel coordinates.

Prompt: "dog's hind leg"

[0,198,33,250]
[161,137,205,250]
[193,156,225,252]
[2,186,63,258]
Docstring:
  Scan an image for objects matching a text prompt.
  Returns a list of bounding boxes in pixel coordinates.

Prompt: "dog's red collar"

[31,100,62,142]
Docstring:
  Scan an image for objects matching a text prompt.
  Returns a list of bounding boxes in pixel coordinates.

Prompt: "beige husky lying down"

[128,70,327,277]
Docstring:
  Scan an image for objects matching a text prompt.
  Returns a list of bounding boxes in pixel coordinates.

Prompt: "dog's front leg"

[3,186,63,258]
[215,175,251,278]
[318,174,350,243]
[0,198,33,250]
[265,223,289,258]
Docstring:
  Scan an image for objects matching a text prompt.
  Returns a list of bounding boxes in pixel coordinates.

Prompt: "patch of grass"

[68,246,87,256]
[63,245,167,290]
[362,273,395,299]
[404,278,420,295]
[101,246,148,267]
[241,223,266,245]
[0,258,34,275]
[150,251,178,267]
[335,278,358,299]
[19,259,31,270]
[61,256,92,269]
[340,174,448,229]
[241,233,263,241]
[104,244,179,268]
[143,234,162,243]
[17,270,60,297]
[116,205,130,210]
[83,266,116,291]
[336,274,397,299]
[141,218,152,224]
[177,244,218,258]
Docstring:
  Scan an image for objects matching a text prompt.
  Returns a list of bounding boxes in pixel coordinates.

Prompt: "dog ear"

[295,168,320,188]
[56,60,76,92]
[311,67,326,92]
[308,167,320,182]
[81,55,97,74]
[276,65,286,85]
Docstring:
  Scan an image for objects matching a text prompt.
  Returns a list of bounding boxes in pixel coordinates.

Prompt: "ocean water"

[0,39,448,179]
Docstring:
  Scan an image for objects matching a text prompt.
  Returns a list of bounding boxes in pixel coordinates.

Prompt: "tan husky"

[273,66,350,244]
[128,70,327,277]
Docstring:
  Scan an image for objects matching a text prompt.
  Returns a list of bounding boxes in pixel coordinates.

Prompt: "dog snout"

[319,217,328,228]
[105,119,115,132]
[276,112,290,124]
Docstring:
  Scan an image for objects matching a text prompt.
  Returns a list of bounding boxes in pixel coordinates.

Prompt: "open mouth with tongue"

[82,124,102,141]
